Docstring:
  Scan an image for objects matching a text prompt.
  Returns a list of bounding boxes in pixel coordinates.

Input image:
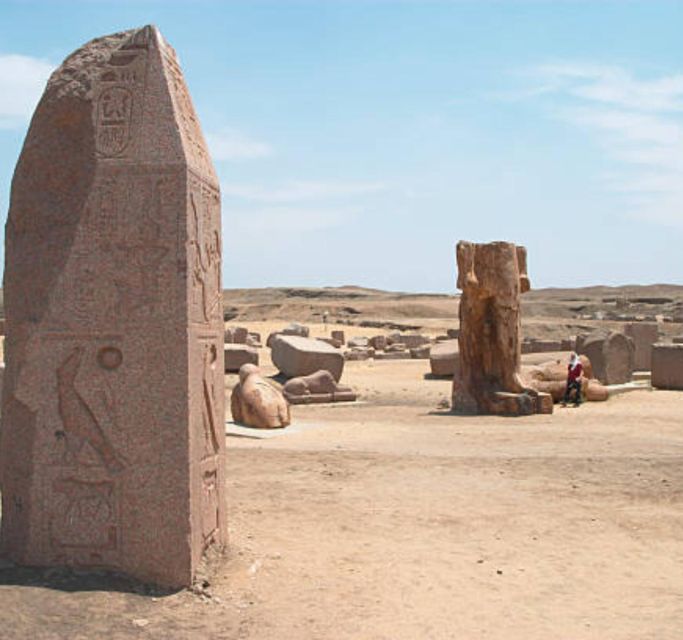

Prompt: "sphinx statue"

[283,369,357,404]
[230,364,291,429]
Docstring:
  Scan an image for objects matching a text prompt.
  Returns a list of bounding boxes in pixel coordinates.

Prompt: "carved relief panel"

[36,335,127,565]
[94,38,149,159]
[188,175,221,326]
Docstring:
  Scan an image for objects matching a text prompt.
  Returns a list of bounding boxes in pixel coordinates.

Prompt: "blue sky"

[1,0,682,292]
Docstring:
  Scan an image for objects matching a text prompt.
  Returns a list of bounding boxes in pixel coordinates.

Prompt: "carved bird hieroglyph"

[56,347,125,473]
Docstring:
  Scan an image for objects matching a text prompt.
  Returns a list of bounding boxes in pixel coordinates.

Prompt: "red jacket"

[568,361,583,381]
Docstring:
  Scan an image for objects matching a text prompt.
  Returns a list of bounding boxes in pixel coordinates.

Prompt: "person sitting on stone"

[562,352,583,407]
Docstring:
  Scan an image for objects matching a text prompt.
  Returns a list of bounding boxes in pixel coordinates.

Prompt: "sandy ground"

[1,342,682,640]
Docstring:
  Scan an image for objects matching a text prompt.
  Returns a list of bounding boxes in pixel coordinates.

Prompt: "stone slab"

[624,322,659,370]
[271,335,344,381]
[429,340,459,377]
[651,343,683,390]
[224,345,259,373]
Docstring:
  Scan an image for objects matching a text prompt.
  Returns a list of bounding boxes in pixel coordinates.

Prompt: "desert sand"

[1,300,682,639]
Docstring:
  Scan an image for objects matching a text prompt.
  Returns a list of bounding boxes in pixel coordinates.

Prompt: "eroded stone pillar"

[452,240,552,416]
[0,25,226,587]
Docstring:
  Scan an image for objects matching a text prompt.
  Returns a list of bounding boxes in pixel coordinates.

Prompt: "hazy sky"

[1,0,682,292]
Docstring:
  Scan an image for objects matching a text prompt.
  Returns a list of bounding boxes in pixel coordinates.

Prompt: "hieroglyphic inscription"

[201,469,219,547]
[112,174,174,318]
[189,175,221,325]
[195,335,221,548]
[69,172,176,324]
[56,346,125,473]
[199,340,220,459]
[95,37,148,159]
[50,478,117,549]
[43,336,125,558]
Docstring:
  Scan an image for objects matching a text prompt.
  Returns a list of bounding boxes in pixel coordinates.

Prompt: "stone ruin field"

[1,283,682,640]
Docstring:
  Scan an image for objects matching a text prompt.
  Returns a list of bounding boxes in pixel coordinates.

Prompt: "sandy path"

[1,361,682,639]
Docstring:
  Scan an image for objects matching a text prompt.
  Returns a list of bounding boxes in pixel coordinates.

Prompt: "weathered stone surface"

[266,332,282,348]
[233,327,249,344]
[224,344,258,373]
[394,334,430,349]
[410,345,430,359]
[651,343,683,390]
[375,351,412,360]
[522,339,562,354]
[576,331,634,385]
[385,343,407,353]
[282,323,309,338]
[344,347,374,361]
[271,335,344,381]
[224,326,249,344]
[673,336,683,345]
[452,241,550,415]
[368,335,387,351]
[347,337,369,348]
[446,329,459,339]
[331,330,345,345]
[429,340,459,377]
[317,337,342,349]
[246,332,261,348]
[560,338,576,351]
[283,370,357,404]
[230,364,290,428]
[624,322,659,370]
[0,26,226,588]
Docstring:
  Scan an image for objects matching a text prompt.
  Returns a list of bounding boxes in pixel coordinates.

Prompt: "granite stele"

[0,25,227,588]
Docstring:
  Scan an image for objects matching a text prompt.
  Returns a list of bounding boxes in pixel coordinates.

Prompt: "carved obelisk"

[0,26,226,587]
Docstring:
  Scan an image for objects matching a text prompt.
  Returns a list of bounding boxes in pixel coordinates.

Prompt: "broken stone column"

[0,26,226,588]
[452,241,552,415]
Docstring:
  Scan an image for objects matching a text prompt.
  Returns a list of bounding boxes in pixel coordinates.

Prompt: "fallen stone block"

[395,334,430,349]
[271,335,344,381]
[651,343,683,390]
[430,340,459,377]
[331,330,345,345]
[282,322,310,338]
[317,337,342,348]
[344,347,374,361]
[375,351,412,360]
[385,343,407,353]
[347,336,370,348]
[266,332,282,348]
[225,344,259,373]
[624,322,659,370]
[369,335,387,351]
[410,345,430,359]
[560,338,576,351]
[247,332,262,348]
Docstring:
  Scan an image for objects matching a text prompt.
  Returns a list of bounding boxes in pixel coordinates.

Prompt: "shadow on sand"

[0,558,180,596]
